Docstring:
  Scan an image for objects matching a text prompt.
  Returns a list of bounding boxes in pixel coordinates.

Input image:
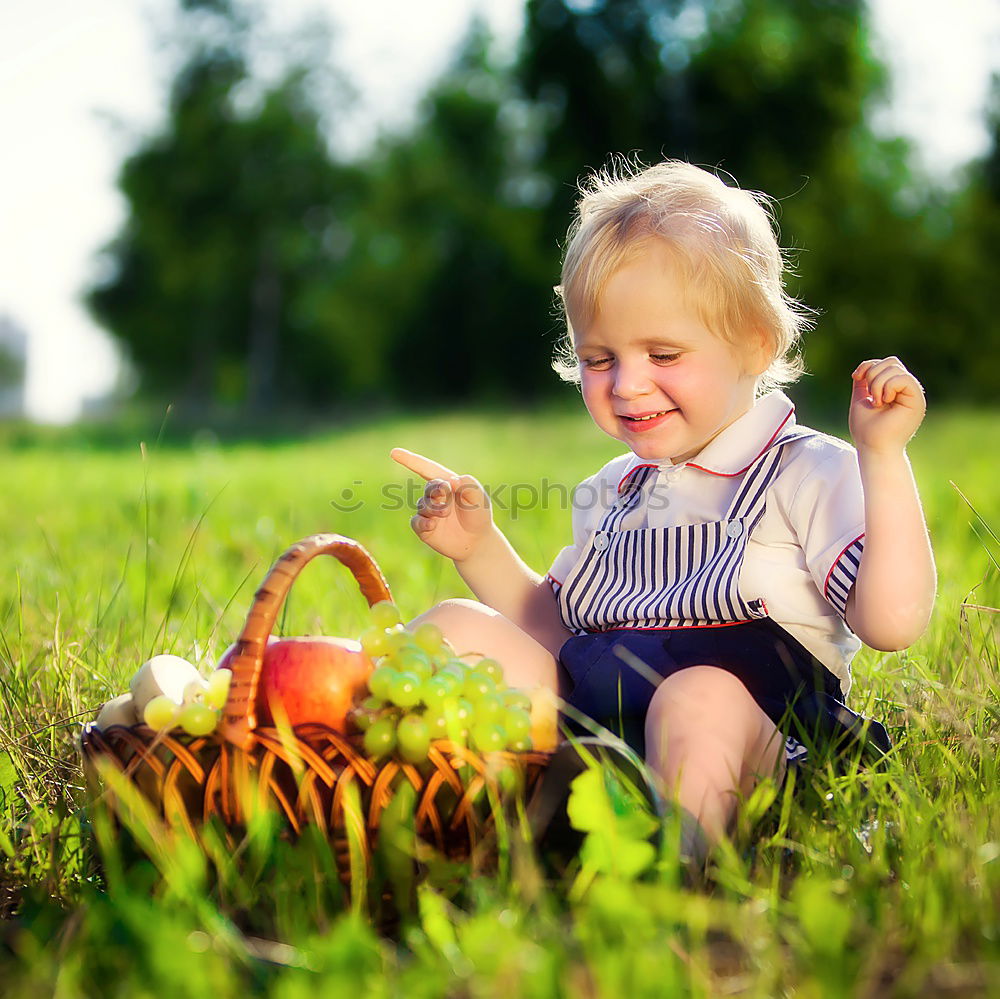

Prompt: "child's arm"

[389,448,570,654]
[845,357,936,651]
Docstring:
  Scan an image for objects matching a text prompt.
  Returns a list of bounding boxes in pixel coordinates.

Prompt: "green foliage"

[514,0,1000,407]
[321,20,557,405]
[942,77,1000,400]
[87,1,356,409]
[86,0,1000,414]
[566,767,658,884]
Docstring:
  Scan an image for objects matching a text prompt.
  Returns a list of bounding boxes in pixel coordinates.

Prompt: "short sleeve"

[783,440,866,624]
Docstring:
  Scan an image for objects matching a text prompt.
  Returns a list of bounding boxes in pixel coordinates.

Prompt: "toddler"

[391,160,935,857]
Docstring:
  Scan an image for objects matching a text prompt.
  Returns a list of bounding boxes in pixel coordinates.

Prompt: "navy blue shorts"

[557,618,890,764]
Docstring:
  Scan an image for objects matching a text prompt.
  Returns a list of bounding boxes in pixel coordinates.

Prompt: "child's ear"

[744,326,774,377]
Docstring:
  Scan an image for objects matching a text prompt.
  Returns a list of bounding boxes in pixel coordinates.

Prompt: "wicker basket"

[80,533,552,882]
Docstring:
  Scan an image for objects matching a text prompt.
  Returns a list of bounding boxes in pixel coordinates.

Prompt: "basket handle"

[219,533,393,750]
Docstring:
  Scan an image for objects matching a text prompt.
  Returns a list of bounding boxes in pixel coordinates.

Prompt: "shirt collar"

[618,391,796,490]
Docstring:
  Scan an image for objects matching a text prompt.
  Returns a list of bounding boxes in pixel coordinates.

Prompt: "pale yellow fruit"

[94,693,137,730]
[528,686,559,752]
[129,654,201,715]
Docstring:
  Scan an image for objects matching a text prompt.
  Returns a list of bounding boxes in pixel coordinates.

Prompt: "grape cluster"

[142,669,232,737]
[350,601,533,764]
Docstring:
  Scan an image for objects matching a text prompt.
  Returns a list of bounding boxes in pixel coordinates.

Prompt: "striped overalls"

[557,429,817,634]
[553,427,892,762]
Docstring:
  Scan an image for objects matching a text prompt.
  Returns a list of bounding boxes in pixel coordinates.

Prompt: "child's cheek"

[579,377,605,423]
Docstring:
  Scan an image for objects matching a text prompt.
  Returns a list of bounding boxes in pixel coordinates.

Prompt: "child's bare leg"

[407,598,564,695]
[644,666,786,843]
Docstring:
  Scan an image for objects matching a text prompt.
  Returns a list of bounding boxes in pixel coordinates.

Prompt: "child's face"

[573,239,764,464]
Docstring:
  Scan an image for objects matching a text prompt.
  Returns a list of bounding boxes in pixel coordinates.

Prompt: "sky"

[1,0,998,423]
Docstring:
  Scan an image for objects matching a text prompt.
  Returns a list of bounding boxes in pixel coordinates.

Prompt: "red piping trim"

[823,532,865,598]
[545,572,563,588]
[685,406,795,477]
[616,463,659,494]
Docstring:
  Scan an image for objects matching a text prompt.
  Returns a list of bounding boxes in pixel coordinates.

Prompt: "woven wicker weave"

[80,533,552,880]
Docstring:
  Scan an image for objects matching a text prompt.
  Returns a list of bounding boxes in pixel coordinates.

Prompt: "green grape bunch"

[142,668,232,738]
[350,601,534,765]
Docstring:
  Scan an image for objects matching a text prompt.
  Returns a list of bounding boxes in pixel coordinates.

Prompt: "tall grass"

[1,402,998,996]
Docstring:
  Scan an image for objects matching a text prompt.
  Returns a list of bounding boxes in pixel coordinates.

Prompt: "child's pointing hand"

[390,448,494,562]
[849,356,926,455]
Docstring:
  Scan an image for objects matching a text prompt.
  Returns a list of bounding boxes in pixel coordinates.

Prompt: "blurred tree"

[943,75,1000,400]
[86,0,995,414]
[513,0,988,404]
[0,342,24,394]
[516,0,886,239]
[0,317,28,419]
[322,22,558,403]
[87,0,355,411]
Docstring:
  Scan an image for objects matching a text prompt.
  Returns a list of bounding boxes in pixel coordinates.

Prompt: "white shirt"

[547,391,866,693]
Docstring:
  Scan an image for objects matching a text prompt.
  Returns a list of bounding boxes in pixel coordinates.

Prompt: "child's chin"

[604,423,675,462]
[629,441,674,462]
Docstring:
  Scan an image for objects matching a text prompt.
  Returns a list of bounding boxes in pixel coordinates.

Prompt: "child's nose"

[613,361,654,399]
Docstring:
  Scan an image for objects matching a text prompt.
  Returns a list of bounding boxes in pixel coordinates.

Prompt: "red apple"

[217,636,373,732]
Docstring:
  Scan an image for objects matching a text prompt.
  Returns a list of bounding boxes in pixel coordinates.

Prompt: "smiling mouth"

[621,410,674,423]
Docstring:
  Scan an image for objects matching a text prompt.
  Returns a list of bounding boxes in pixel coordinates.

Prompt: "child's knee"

[646,710,737,767]
[409,600,560,692]
[408,597,498,636]
[647,666,749,725]
[645,666,765,760]
[407,598,495,657]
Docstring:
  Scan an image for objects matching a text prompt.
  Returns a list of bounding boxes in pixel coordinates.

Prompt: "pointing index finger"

[390,447,458,482]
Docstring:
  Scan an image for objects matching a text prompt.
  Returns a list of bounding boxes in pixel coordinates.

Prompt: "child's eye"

[651,353,681,364]
[581,357,613,370]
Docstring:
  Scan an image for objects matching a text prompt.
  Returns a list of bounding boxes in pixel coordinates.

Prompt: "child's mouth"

[620,409,675,431]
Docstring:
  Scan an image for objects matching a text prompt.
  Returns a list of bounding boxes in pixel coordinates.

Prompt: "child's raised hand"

[390,448,494,562]
[849,356,926,454]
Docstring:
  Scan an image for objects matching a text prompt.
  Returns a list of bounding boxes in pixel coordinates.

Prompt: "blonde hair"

[552,159,812,393]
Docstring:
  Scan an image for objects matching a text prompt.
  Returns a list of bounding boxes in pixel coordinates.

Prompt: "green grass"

[2,402,999,996]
